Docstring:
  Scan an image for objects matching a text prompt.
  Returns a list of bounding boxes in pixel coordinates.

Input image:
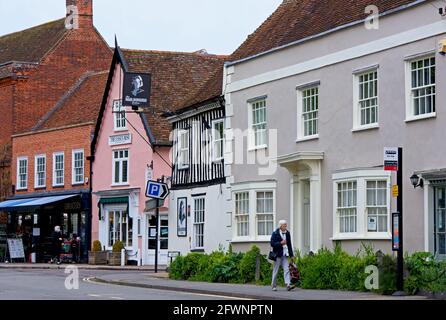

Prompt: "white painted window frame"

[105,205,133,250]
[332,170,391,241]
[72,149,84,185]
[211,118,225,162]
[255,190,276,237]
[352,67,379,131]
[113,100,127,131]
[16,156,28,190]
[52,152,65,187]
[177,129,190,170]
[112,149,129,186]
[192,197,206,250]
[232,181,276,242]
[34,154,46,189]
[297,84,319,141]
[405,53,436,122]
[247,97,268,151]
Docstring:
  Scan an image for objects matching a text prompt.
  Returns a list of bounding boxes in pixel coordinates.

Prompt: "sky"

[0,0,282,55]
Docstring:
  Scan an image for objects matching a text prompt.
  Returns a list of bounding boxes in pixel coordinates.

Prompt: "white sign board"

[384,147,399,171]
[109,133,132,146]
[7,238,25,259]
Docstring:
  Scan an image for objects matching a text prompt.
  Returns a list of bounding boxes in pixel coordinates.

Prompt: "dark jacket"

[270,229,294,258]
[51,231,63,254]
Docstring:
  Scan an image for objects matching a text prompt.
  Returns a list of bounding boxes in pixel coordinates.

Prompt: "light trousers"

[271,256,290,287]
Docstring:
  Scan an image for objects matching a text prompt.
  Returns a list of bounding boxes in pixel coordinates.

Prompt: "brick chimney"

[66,0,93,28]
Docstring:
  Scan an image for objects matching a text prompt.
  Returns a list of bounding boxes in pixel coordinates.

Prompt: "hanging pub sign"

[122,72,151,109]
[384,147,399,171]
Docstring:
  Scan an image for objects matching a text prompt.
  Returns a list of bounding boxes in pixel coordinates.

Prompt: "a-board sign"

[7,238,25,259]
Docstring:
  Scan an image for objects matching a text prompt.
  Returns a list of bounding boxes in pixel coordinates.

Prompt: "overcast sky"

[0,0,282,54]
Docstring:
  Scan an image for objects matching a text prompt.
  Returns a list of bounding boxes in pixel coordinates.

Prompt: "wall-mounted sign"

[122,72,151,108]
[368,216,377,232]
[109,133,132,146]
[177,197,187,237]
[392,212,400,251]
[384,147,399,171]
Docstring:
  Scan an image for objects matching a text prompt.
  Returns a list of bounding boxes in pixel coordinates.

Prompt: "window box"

[88,251,108,265]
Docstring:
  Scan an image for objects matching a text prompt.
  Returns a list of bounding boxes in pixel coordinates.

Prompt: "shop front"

[0,191,91,263]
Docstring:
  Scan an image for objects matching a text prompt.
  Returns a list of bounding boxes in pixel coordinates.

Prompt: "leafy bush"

[92,240,102,252]
[112,241,125,253]
[405,252,446,294]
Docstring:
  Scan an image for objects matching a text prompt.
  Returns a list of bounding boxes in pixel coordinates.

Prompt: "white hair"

[278,220,288,227]
[54,226,61,232]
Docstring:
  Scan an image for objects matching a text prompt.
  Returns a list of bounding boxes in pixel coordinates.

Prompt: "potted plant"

[108,241,127,266]
[88,240,107,265]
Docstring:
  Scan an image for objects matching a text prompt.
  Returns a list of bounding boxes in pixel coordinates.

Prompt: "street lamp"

[410,174,424,189]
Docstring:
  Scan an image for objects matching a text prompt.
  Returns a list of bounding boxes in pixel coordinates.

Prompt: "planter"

[88,251,108,265]
[108,251,127,266]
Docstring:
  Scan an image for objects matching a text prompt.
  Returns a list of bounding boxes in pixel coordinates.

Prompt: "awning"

[97,197,129,220]
[0,194,79,211]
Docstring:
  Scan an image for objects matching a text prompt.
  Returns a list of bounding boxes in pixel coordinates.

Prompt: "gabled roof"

[0,18,67,65]
[31,71,108,132]
[121,49,227,145]
[231,0,424,62]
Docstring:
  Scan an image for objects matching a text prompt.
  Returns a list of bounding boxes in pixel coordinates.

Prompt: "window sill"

[405,113,436,123]
[113,128,128,132]
[331,234,392,241]
[296,135,319,143]
[351,124,379,132]
[191,248,205,253]
[231,238,270,243]
[111,183,130,187]
[248,145,268,152]
[52,185,65,188]
[16,188,28,192]
[177,166,190,171]
[72,182,84,186]
[34,186,46,190]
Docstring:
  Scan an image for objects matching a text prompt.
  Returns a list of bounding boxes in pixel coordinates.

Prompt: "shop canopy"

[0,194,79,211]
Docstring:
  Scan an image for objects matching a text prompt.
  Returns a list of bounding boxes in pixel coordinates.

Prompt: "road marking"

[111,296,125,300]
[84,277,254,300]
[88,294,101,297]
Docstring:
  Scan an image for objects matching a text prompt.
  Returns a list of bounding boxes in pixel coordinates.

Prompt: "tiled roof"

[231,0,422,61]
[0,18,67,65]
[33,71,108,131]
[122,49,227,144]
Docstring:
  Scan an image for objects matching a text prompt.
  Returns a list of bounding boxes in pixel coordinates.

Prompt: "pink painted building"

[91,46,226,265]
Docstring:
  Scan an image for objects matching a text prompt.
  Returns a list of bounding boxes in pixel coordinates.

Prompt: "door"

[302,180,311,255]
[146,215,168,265]
[434,187,446,258]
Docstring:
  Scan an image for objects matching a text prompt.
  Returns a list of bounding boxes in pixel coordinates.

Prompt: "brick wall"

[12,124,94,195]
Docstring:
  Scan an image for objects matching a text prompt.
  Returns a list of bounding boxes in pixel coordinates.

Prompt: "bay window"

[333,170,391,239]
[108,209,133,248]
[235,192,250,237]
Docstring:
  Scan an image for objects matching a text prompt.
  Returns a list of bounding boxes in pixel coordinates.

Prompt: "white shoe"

[272,287,277,291]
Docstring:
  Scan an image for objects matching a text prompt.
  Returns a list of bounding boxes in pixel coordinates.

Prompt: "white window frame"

[34,155,46,189]
[232,181,276,242]
[297,85,319,141]
[112,149,129,186]
[234,191,250,239]
[255,191,275,237]
[353,68,379,131]
[72,149,84,185]
[192,197,205,250]
[113,100,127,131]
[177,129,190,170]
[52,152,65,187]
[106,205,133,249]
[248,97,268,150]
[405,54,436,122]
[332,170,391,240]
[211,119,225,162]
[16,156,28,190]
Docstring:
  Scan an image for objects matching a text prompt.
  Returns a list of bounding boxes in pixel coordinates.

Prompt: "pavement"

[0,263,431,300]
[0,263,166,271]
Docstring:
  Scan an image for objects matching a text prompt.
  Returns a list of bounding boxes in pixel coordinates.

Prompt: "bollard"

[255,254,261,282]
[121,249,125,267]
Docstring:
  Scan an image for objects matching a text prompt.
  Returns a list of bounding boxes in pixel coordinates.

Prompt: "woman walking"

[270,220,295,291]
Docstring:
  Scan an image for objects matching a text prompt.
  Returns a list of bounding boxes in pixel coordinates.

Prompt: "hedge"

[169,244,446,295]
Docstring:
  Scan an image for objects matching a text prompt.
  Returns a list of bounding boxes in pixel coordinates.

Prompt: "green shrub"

[405,252,446,294]
[112,241,125,253]
[169,255,185,280]
[377,254,397,295]
[92,240,102,252]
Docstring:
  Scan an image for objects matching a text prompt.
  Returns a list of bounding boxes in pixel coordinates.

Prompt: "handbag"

[268,249,277,261]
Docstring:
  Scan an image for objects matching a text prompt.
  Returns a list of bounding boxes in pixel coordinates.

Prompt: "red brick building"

[0,0,112,262]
